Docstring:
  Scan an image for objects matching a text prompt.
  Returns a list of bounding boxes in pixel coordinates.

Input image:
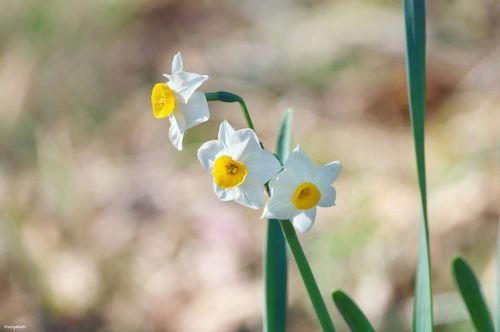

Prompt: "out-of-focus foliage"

[0,0,498,331]
[452,257,495,332]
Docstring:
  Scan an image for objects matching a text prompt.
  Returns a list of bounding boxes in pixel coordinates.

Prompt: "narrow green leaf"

[274,109,293,163]
[264,110,293,332]
[414,220,433,332]
[403,0,433,330]
[452,257,495,332]
[496,226,499,332]
[332,290,375,332]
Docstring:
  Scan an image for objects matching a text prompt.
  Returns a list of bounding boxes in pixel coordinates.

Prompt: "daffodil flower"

[197,121,282,209]
[262,146,341,233]
[151,52,210,150]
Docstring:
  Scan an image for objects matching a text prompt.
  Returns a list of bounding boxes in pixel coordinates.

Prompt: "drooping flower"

[262,146,340,233]
[197,121,282,209]
[151,52,210,150]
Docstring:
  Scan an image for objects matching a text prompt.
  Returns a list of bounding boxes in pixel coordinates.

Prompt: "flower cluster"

[151,53,341,233]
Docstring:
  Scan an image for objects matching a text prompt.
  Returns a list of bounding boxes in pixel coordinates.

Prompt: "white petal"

[245,149,282,184]
[269,168,302,194]
[218,120,236,146]
[168,71,209,103]
[285,146,315,184]
[292,208,317,233]
[230,128,261,148]
[163,52,183,81]
[168,112,186,151]
[227,129,262,161]
[197,140,225,171]
[318,186,336,207]
[313,161,341,186]
[267,172,280,195]
[171,52,183,75]
[176,91,210,129]
[261,188,295,220]
[213,181,236,201]
[233,179,265,209]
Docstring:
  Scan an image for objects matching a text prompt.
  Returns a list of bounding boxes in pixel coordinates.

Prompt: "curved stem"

[205,91,335,332]
[205,91,255,130]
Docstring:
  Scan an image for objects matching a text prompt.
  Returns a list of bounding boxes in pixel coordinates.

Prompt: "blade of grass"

[452,257,495,332]
[332,290,376,332]
[403,0,433,331]
[264,110,293,332]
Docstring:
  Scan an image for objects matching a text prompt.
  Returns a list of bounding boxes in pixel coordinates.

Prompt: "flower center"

[151,83,176,118]
[292,182,321,210]
[212,155,248,189]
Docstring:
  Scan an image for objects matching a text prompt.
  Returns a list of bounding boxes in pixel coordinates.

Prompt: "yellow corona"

[151,83,176,118]
[212,155,248,188]
[292,182,321,210]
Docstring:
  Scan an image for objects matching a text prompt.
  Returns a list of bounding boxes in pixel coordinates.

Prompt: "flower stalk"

[206,92,336,332]
[205,92,255,131]
[279,219,335,332]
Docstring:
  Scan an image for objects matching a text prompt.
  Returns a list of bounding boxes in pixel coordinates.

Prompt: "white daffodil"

[151,52,210,150]
[197,121,282,209]
[262,146,341,233]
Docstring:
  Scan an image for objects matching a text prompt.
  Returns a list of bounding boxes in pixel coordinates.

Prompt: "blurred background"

[0,0,499,331]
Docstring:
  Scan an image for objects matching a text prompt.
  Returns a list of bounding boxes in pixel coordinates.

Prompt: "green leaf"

[332,290,375,332]
[452,257,495,332]
[496,227,499,332]
[264,110,293,332]
[403,0,433,331]
[413,221,433,332]
[274,109,293,163]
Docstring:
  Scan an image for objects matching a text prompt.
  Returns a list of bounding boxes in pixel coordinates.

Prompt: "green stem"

[280,220,335,332]
[205,91,255,130]
[206,92,335,331]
